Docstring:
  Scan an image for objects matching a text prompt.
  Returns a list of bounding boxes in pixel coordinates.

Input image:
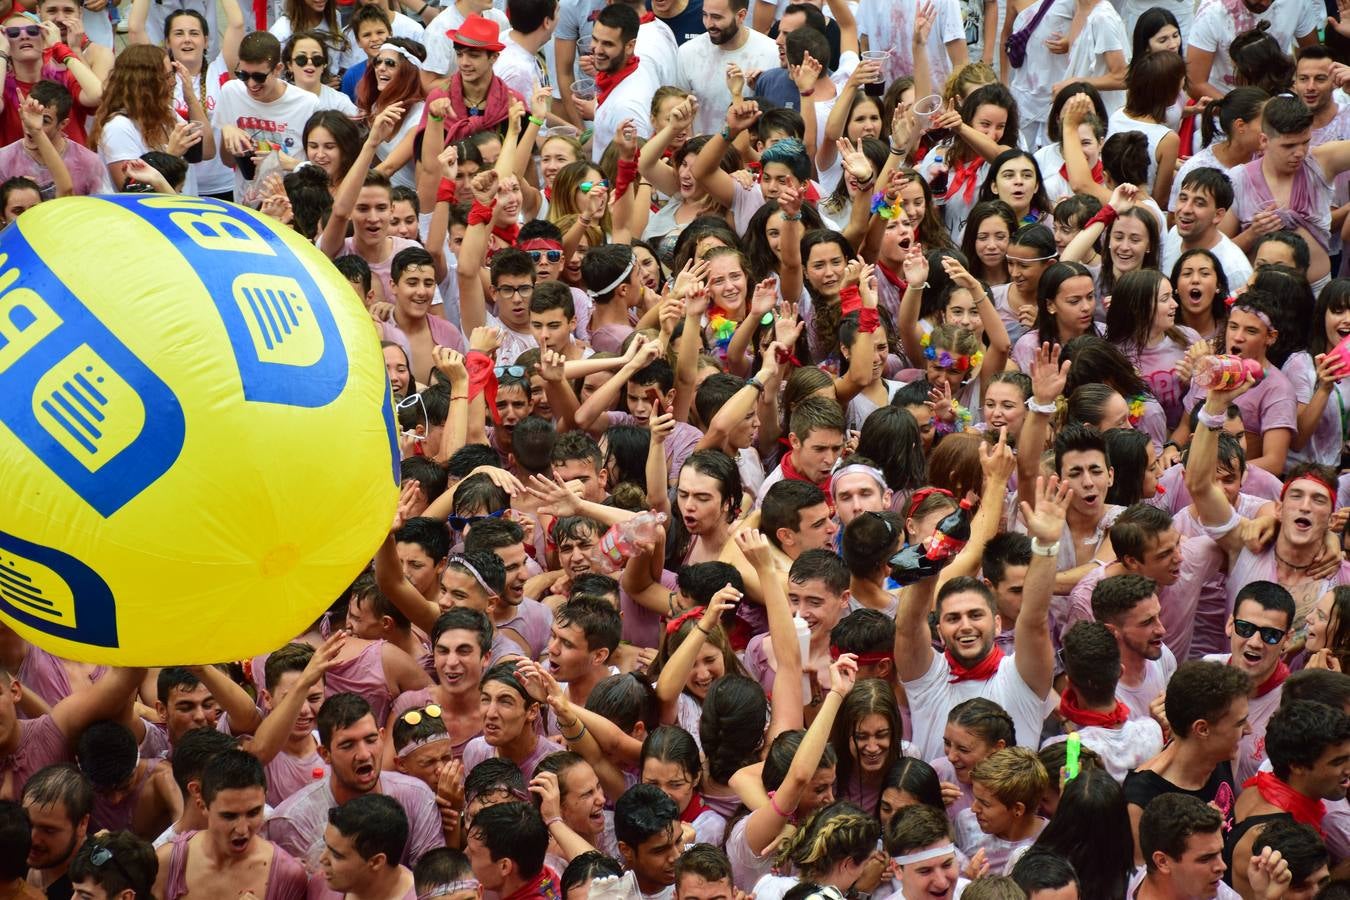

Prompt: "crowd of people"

[14,0,1350,895]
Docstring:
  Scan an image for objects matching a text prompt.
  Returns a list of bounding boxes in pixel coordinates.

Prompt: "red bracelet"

[436,177,456,205]
[467,198,495,226]
[1085,205,1119,230]
[839,283,862,315]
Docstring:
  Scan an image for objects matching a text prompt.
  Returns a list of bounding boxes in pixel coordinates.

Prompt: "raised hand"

[837,138,875,183]
[912,2,936,44]
[777,182,803,219]
[751,276,778,318]
[524,473,585,518]
[530,83,551,120]
[390,480,422,534]
[1107,183,1140,214]
[613,118,639,157]
[735,527,774,571]
[790,51,823,94]
[726,63,746,101]
[470,169,500,206]
[438,144,458,182]
[980,427,1016,485]
[775,299,805,349]
[857,262,878,309]
[940,255,980,291]
[671,257,711,300]
[538,348,566,383]
[828,651,858,697]
[529,770,564,820]
[432,346,467,385]
[1060,93,1092,128]
[429,96,451,120]
[901,244,929,286]
[469,325,504,355]
[1030,342,1069,405]
[367,103,405,146]
[1247,845,1292,900]
[725,99,762,136]
[1019,475,1072,544]
[650,409,676,445]
[890,101,916,150]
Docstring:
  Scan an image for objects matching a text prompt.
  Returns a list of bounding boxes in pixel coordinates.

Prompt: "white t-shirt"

[636,18,680,88]
[338,12,426,70]
[213,80,318,203]
[172,54,232,196]
[1042,720,1164,782]
[312,83,359,116]
[423,5,511,76]
[377,101,425,190]
[676,30,781,136]
[1283,350,1350,467]
[855,0,964,89]
[592,60,659,163]
[97,113,199,196]
[1188,0,1319,96]
[494,34,548,100]
[1161,227,1253,286]
[1063,0,1128,119]
[902,651,1046,762]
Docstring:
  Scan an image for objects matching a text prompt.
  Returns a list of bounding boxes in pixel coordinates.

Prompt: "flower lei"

[934,399,974,435]
[870,191,905,220]
[1127,394,1147,427]
[920,331,984,373]
[707,307,738,356]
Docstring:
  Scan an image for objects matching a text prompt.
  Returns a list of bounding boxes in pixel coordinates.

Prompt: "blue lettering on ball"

[0,532,118,648]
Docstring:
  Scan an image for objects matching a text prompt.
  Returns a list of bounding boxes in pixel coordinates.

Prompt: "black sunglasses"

[374,56,400,68]
[4,24,40,38]
[234,69,270,84]
[1233,618,1287,646]
[447,508,506,533]
[528,249,563,264]
[290,53,326,67]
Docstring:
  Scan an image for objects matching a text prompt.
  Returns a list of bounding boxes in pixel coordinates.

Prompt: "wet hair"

[1033,261,1095,341]
[200,749,267,806]
[884,802,953,857]
[855,406,927,494]
[1165,660,1252,739]
[69,832,157,898]
[763,728,839,793]
[1061,621,1122,706]
[317,692,375,747]
[982,532,1032,587]
[1170,247,1231,330]
[1252,820,1329,889]
[561,851,624,894]
[1139,793,1223,871]
[1265,699,1350,781]
[830,679,903,815]
[881,757,945,813]
[1107,504,1174,570]
[1011,849,1080,897]
[585,672,658,735]
[614,783,680,850]
[1030,767,1132,899]
[1199,85,1268,148]
[1053,422,1109,476]
[830,608,893,659]
[774,801,879,878]
[701,675,769,783]
[640,725,703,786]
[468,801,548,879]
[1103,428,1153,506]
[947,697,1015,747]
[842,510,904,576]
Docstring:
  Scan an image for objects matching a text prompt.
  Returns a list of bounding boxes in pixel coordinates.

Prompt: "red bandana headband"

[830,645,891,667]
[1280,473,1337,503]
[666,606,706,636]
[907,487,954,519]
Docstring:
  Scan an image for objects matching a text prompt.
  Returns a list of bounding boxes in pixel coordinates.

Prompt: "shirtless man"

[319,794,418,900]
[153,750,308,899]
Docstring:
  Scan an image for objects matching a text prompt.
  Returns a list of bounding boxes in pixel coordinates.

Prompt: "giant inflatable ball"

[0,195,399,665]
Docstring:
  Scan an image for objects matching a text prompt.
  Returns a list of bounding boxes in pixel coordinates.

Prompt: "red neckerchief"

[501,866,562,900]
[596,55,641,106]
[1254,660,1291,698]
[944,157,986,205]
[779,450,831,496]
[437,75,521,143]
[1243,771,1326,834]
[1057,685,1130,729]
[946,644,1004,683]
[466,351,501,426]
[1058,158,1104,185]
[543,186,552,201]
[803,180,821,203]
[492,221,521,247]
[876,260,907,290]
[680,792,709,823]
[640,11,655,22]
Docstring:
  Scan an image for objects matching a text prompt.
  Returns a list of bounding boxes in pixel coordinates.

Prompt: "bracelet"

[799,87,815,97]
[720,125,733,141]
[829,687,845,699]
[889,144,906,155]
[528,114,545,126]
[563,723,588,742]
[416,2,429,14]
[1030,538,1060,557]
[746,376,764,393]
[781,211,802,221]
[768,791,790,818]
[429,114,444,122]
[694,623,712,636]
[451,395,467,401]
[1196,407,1227,430]
[1026,397,1057,415]
[545,816,563,828]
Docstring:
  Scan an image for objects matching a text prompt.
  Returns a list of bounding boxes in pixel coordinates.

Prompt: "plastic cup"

[541,124,579,141]
[912,93,944,132]
[571,78,597,101]
[860,50,888,96]
[860,50,888,79]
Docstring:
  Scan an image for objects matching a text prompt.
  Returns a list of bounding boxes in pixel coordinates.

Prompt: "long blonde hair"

[91,44,177,151]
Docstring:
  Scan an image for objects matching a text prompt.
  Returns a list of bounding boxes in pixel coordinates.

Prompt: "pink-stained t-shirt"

[163,832,309,900]
[265,746,329,808]
[16,645,104,715]
[323,640,395,726]
[0,715,70,801]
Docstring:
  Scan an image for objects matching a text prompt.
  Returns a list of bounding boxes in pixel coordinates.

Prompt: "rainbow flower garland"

[707,308,738,356]
[921,332,984,373]
[1127,394,1147,427]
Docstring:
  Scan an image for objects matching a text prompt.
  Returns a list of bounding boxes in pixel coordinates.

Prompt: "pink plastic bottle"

[593,511,668,573]
[1192,355,1264,391]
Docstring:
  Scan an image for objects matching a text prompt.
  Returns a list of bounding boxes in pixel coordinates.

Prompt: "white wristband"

[1026,397,1057,415]
[1031,538,1060,557]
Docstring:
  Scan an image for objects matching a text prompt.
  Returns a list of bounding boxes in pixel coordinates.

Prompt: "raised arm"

[1059,95,1112,203]
[18,98,70,197]
[896,248,930,364]
[744,654,857,855]
[701,342,782,450]
[374,483,444,633]
[1017,343,1068,509]
[893,575,938,683]
[778,183,805,308]
[52,665,146,739]
[320,104,402,258]
[741,527,804,744]
[1184,373,1253,556]
[218,0,245,70]
[654,590,740,707]
[573,337,665,433]
[1014,476,1070,699]
[929,101,1013,164]
[790,53,823,162]
[693,101,762,208]
[639,96,695,197]
[938,428,1015,585]
[831,261,878,404]
[246,633,345,765]
[192,663,261,734]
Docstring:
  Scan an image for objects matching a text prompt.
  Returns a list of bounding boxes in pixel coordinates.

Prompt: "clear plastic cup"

[912,93,944,131]
[541,124,579,141]
[571,78,597,101]
[860,50,888,80]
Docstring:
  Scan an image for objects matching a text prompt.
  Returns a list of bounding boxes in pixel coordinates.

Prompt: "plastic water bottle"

[1192,355,1264,391]
[793,616,813,697]
[592,511,667,573]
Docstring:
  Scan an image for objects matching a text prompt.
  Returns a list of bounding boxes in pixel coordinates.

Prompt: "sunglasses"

[1233,618,1287,646]
[89,845,143,896]
[374,56,400,68]
[495,365,527,378]
[447,508,506,533]
[4,24,39,38]
[234,69,270,84]
[401,703,442,726]
[291,53,326,67]
[579,180,608,193]
[528,249,562,264]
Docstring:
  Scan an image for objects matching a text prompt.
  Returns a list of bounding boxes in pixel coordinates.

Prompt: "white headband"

[830,463,887,496]
[377,43,421,68]
[587,253,635,298]
[894,843,957,865]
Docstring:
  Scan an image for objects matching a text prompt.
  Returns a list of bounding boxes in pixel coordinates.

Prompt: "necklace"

[1274,548,1313,571]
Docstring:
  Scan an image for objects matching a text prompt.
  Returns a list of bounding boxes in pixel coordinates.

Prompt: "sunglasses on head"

[4,24,39,38]
[234,68,270,84]
[1233,618,1287,645]
[291,53,326,67]
[401,703,442,726]
[495,365,527,378]
[374,56,400,68]
[579,180,608,193]
[528,249,562,263]
[447,508,506,533]
[89,845,144,896]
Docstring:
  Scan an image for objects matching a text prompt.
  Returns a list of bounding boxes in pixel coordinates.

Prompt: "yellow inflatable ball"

[0,194,399,665]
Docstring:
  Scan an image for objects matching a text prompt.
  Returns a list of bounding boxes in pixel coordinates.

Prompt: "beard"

[709,21,739,45]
